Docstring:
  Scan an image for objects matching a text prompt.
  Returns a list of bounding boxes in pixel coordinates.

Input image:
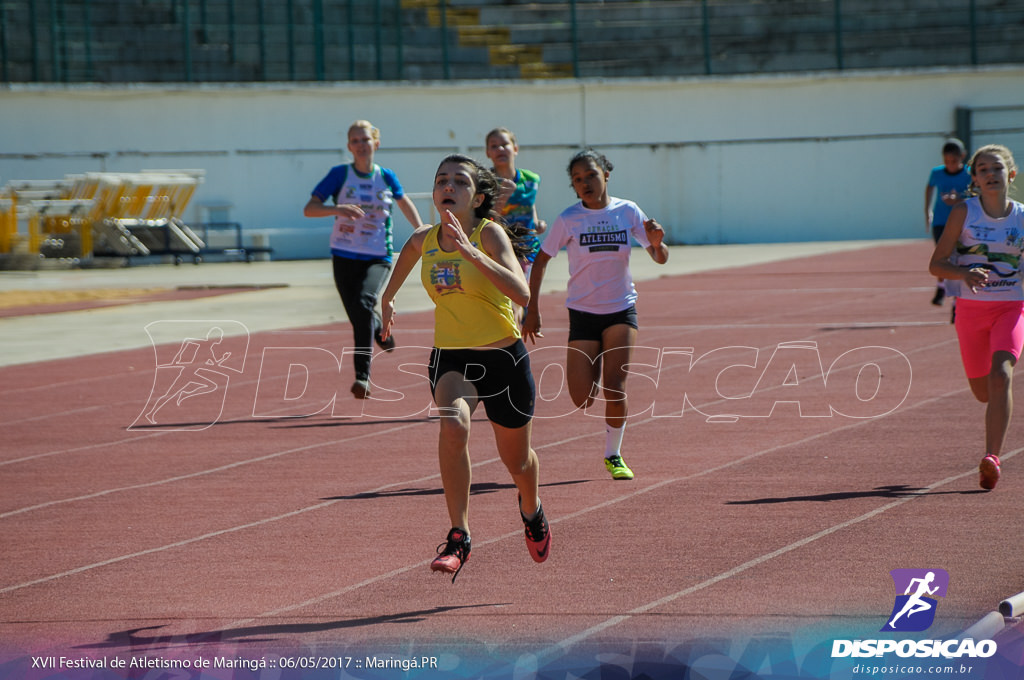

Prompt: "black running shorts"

[567,305,639,343]
[428,339,535,429]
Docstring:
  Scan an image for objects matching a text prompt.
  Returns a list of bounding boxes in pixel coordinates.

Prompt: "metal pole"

[313,0,324,80]
[395,0,404,79]
[49,0,59,81]
[440,0,449,79]
[58,0,68,82]
[969,0,977,65]
[834,0,844,70]
[228,0,235,63]
[181,0,192,81]
[0,2,8,82]
[347,0,355,80]
[701,0,711,75]
[570,0,579,77]
[83,0,93,79]
[375,0,382,80]
[29,0,39,80]
[258,0,266,80]
[287,0,295,80]
[956,107,972,153]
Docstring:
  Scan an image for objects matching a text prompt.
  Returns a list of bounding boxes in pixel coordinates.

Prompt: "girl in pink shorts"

[956,300,1024,380]
[930,144,1022,490]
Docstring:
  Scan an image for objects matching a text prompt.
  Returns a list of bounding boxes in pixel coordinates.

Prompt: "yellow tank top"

[420,219,520,348]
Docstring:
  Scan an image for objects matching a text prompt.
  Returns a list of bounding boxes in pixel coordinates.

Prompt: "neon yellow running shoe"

[604,454,634,480]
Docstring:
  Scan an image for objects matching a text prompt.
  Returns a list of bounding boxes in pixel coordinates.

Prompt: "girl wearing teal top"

[380,154,551,582]
[486,127,547,270]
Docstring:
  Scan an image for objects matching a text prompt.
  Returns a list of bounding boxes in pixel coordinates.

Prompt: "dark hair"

[437,153,500,218]
[942,138,966,156]
[567,148,614,176]
[436,154,530,260]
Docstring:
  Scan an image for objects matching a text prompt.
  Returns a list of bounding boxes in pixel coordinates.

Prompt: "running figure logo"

[131,320,249,431]
[882,568,949,632]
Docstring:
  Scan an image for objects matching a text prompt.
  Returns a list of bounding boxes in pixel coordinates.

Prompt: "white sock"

[605,423,625,459]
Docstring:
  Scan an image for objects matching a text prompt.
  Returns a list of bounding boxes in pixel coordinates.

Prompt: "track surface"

[3,241,1023,677]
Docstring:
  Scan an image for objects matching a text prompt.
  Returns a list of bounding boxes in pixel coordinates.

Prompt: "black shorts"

[932,224,945,243]
[428,339,535,429]
[568,305,639,342]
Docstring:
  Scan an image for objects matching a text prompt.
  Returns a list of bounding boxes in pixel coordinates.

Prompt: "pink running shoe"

[431,528,471,582]
[979,454,1001,490]
[519,496,551,563]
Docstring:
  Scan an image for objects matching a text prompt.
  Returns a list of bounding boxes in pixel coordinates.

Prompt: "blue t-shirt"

[928,165,971,227]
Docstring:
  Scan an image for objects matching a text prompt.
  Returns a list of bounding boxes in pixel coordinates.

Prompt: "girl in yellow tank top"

[419,217,520,348]
[379,154,551,581]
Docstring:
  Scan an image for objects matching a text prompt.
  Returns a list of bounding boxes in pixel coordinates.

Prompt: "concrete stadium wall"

[1,66,1022,259]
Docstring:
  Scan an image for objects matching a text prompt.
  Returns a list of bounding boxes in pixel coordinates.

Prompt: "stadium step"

[401,0,574,77]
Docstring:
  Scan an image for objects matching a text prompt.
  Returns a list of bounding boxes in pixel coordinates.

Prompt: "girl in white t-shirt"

[524,149,669,480]
[929,144,1022,490]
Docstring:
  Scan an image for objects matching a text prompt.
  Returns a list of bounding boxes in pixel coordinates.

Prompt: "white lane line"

[540,446,1022,661]
[0,421,426,594]
[3,383,960,596]
[217,386,969,634]
[0,316,959,606]
[0,331,952,529]
[0,421,427,520]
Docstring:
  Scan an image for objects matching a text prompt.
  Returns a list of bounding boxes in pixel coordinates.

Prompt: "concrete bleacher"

[0,0,1021,83]
[471,0,1023,77]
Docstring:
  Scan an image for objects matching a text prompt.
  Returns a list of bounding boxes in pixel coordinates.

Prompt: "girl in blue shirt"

[304,120,423,399]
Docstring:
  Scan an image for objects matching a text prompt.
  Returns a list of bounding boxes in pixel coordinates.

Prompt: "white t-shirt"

[315,164,399,259]
[952,197,1024,301]
[541,197,652,314]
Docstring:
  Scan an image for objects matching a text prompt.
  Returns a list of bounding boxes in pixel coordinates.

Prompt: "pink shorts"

[954,298,1024,379]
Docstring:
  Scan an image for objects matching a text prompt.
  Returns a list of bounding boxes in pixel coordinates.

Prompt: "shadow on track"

[326,479,590,501]
[74,603,509,649]
[725,484,987,505]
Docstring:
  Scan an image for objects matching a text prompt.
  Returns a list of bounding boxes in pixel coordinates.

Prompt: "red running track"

[2,241,1023,674]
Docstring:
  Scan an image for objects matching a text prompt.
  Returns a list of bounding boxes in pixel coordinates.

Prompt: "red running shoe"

[431,528,471,582]
[979,454,1001,490]
[519,496,551,563]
